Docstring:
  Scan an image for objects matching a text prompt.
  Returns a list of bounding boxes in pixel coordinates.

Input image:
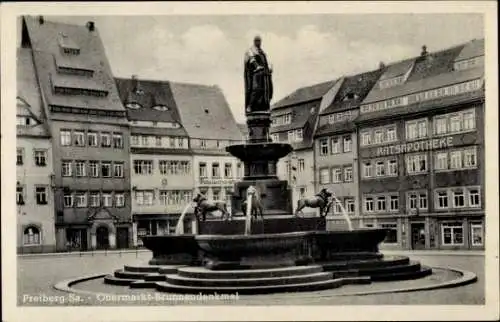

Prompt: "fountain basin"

[310,229,388,261]
[141,235,199,265]
[196,231,310,269]
[226,142,292,161]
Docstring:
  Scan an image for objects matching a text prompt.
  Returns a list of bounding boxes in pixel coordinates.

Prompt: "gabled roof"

[169,82,243,141]
[114,77,184,125]
[406,44,464,83]
[22,16,125,113]
[455,38,485,61]
[320,69,384,115]
[272,80,336,109]
[379,58,415,80]
[16,48,50,137]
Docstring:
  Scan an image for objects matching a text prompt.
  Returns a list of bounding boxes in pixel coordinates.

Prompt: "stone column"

[109,229,116,249]
[132,221,138,247]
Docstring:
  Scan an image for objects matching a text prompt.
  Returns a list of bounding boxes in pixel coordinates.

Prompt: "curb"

[19,249,150,258]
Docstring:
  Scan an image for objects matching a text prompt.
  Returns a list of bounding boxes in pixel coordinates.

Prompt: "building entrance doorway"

[411,223,426,250]
[116,227,129,249]
[96,226,110,249]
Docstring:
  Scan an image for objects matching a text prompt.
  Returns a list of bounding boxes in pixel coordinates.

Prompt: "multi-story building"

[356,39,485,250]
[271,81,337,216]
[21,16,132,251]
[16,48,56,254]
[314,69,384,230]
[115,77,195,245]
[168,82,244,215]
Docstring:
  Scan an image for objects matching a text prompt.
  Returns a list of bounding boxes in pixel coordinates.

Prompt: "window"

[17,186,25,205]
[450,151,462,170]
[199,163,207,178]
[345,198,355,213]
[113,133,123,148]
[344,166,353,182]
[62,161,72,177]
[100,133,111,147]
[375,161,386,177]
[284,113,292,124]
[89,161,99,177]
[213,190,221,201]
[101,162,111,178]
[332,168,342,183]
[168,137,176,148]
[406,122,417,140]
[75,192,87,207]
[376,196,386,211]
[60,130,71,146]
[23,226,41,245]
[381,223,398,243]
[390,195,399,212]
[449,114,462,133]
[363,162,373,178]
[102,193,112,207]
[436,190,449,209]
[470,223,483,246]
[212,163,220,178]
[63,193,73,207]
[271,134,279,142]
[159,191,168,205]
[320,139,329,155]
[462,110,476,131]
[418,120,427,138]
[113,163,124,178]
[406,154,427,174]
[331,138,340,154]
[295,129,303,142]
[34,150,47,167]
[299,187,307,199]
[374,130,384,144]
[89,193,100,207]
[144,191,154,205]
[364,197,374,212]
[88,132,98,147]
[159,161,168,175]
[442,222,464,245]
[131,135,140,146]
[434,117,447,135]
[141,136,149,146]
[35,186,48,205]
[388,160,397,176]
[177,137,185,148]
[468,188,481,207]
[419,193,428,210]
[319,168,330,184]
[463,148,477,168]
[298,159,305,172]
[386,127,397,142]
[334,199,343,214]
[343,136,352,152]
[453,190,465,208]
[133,160,153,175]
[361,132,371,146]
[237,163,243,177]
[435,152,448,170]
[75,161,86,177]
[17,148,24,165]
[74,131,85,146]
[180,161,191,175]
[408,193,418,209]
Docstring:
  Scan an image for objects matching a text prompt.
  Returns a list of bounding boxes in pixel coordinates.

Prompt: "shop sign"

[375,137,453,157]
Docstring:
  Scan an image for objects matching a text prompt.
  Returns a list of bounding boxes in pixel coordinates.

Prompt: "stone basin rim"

[195,231,311,240]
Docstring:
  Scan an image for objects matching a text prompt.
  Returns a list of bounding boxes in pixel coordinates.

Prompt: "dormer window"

[379,76,404,89]
[153,105,169,111]
[204,108,210,114]
[58,33,80,55]
[343,93,358,101]
[454,56,484,71]
[126,103,142,110]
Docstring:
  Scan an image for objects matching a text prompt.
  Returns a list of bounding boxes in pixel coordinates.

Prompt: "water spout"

[332,196,353,231]
[175,203,193,235]
[244,193,252,235]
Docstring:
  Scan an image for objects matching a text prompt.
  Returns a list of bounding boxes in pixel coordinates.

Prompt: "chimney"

[421,45,428,57]
[379,61,386,69]
[131,74,139,92]
[86,21,95,32]
[38,16,44,24]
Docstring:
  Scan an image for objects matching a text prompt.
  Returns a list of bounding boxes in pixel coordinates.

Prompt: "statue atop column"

[244,35,273,114]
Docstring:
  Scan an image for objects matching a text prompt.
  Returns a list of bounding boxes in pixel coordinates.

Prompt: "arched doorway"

[96,226,110,250]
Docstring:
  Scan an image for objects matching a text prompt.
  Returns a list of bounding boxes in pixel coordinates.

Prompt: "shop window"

[470,223,483,246]
[441,222,464,246]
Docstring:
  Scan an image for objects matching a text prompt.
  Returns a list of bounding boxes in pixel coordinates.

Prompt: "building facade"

[16,48,57,254]
[356,40,485,250]
[168,82,244,216]
[115,77,195,245]
[271,81,337,216]
[21,16,133,251]
[314,69,384,230]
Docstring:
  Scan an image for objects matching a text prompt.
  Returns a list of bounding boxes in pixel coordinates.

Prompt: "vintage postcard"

[1,1,498,322]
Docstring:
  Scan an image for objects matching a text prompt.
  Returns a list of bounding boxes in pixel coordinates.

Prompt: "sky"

[31,14,483,122]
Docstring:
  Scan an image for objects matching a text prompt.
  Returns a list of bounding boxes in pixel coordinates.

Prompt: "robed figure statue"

[244,36,273,114]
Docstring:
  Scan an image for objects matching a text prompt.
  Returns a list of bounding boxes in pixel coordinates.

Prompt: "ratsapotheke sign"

[375,137,454,157]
